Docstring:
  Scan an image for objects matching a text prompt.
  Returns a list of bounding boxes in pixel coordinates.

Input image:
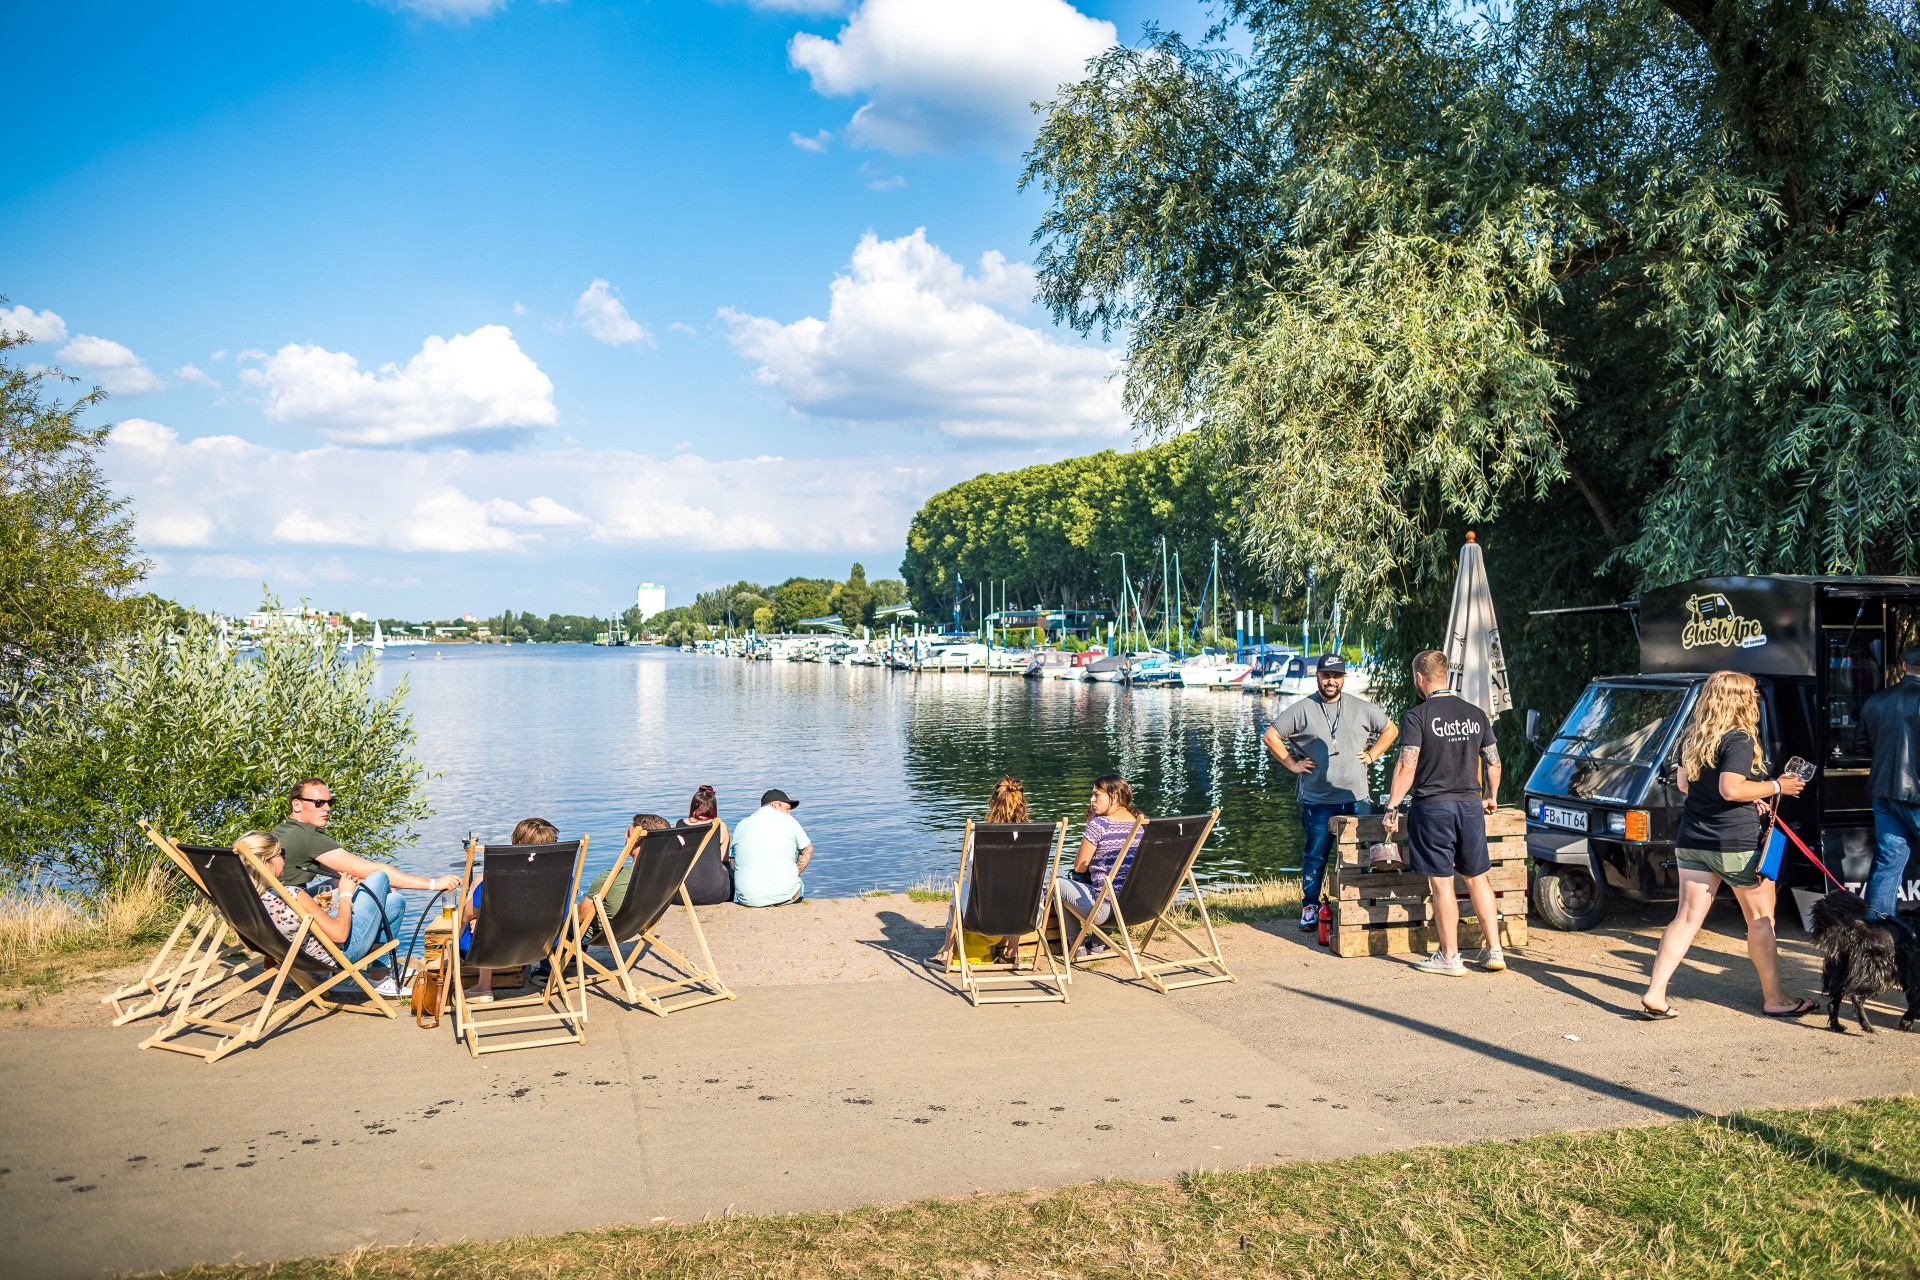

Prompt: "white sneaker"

[1413,950,1467,976]
[1474,946,1507,973]
[370,976,401,998]
[1298,903,1320,932]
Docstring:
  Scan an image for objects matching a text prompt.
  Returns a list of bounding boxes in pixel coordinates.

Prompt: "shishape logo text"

[1681,593,1767,650]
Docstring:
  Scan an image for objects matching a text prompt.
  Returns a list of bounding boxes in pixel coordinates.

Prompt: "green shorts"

[1675,845,1762,889]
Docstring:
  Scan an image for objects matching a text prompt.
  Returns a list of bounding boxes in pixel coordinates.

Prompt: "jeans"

[344,871,404,964]
[1054,877,1111,951]
[1299,802,1357,907]
[1867,798,1920,920]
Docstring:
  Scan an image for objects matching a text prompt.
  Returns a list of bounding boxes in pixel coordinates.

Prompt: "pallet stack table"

[1324,808,1529,958]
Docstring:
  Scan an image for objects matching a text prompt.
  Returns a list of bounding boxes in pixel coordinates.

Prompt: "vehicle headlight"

[1525,798,1543,820]
[1605,812,1627,836]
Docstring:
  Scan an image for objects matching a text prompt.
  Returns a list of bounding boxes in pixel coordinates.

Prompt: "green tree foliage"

[1025,1,1920,616]
[901,439,1253,621]
[1,325,146,687]
[0,605,432,891]
[838,562,872,630]
[773,579,834,632]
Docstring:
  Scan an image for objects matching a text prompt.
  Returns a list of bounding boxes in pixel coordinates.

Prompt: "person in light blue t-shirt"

[731,788,813,907]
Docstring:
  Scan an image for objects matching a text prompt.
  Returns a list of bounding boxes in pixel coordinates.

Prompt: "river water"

[371,645,1370,934]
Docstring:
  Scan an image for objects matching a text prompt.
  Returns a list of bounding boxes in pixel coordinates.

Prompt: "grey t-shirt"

[1271,692,1392,806]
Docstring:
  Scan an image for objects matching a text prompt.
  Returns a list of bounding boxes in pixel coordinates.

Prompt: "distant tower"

[635,583,667,620]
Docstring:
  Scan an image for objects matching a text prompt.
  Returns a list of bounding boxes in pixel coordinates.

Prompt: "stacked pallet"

[1323,809,1529,958]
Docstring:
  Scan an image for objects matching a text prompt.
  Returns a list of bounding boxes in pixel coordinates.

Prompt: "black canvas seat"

[140,842,399,1063]
[562,824,733,1016]
[934,820,1071,1005]
[105,822,248,1026]
[447,838,589,1057]
[1060,811,1236,993]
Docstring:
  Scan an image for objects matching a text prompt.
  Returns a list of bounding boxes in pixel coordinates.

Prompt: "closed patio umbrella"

[1444,532,1512,720]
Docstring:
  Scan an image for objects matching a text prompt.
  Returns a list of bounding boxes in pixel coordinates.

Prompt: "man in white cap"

[731,788,814,907]
[1263,654,1397,931]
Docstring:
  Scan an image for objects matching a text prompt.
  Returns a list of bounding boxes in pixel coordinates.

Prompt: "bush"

[0,604,433,891]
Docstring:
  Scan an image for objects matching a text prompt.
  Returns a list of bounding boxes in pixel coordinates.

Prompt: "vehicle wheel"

[1534,864,1607,931]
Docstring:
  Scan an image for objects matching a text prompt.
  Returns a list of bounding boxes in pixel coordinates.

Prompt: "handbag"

[1756,819,1787,882]
[411,938,448,1028]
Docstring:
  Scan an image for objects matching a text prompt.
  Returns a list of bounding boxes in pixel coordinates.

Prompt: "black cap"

[760,788,800,809]
[1316,653,1347,675]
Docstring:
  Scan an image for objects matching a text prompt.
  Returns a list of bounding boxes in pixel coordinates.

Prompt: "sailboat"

[370,620,387,653]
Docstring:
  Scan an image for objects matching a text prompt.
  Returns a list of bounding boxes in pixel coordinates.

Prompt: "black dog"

[1807,890,1918,1033]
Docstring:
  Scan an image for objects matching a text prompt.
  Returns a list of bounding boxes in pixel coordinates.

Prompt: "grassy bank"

[0,870,179,1000]
[168,1096,1920,1279]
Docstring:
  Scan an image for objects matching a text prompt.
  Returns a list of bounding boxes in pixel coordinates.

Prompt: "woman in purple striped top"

[1056,774,1144,957]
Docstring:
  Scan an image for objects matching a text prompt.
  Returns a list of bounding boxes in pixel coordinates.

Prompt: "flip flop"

[1762,998,1817,1018]
[1639,1001,1678,1021]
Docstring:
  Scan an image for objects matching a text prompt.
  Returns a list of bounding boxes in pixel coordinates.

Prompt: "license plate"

[1541,805,1588,832]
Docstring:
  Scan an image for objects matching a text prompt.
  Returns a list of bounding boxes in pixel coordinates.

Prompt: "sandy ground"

[1,894,1915,1279]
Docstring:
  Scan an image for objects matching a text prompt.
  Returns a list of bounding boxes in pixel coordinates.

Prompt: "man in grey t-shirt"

[1262,655,1397,931]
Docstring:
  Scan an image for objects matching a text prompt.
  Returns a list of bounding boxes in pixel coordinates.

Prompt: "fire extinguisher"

[1317,898,1331,948]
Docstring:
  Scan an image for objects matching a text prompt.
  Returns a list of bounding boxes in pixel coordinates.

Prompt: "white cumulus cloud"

[57,334,165,395]
[574,279,653,348]
[789,0,1115,153]
[1,305,69,344]
[103,417,984,560]
[722,228,1125,441]
[240,324,557,447]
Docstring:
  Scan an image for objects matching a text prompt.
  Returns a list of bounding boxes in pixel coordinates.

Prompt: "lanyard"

[1317,695,1343,750]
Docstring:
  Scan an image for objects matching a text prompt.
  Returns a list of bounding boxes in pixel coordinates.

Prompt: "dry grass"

[0,868,180,996]
[903,875,952,904]
[1178,877,1303,927]
[164,1096,1920,1279]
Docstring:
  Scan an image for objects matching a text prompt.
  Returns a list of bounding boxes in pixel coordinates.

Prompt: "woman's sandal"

[1761,997,1817,1018]
[1639,1000,1679,1020]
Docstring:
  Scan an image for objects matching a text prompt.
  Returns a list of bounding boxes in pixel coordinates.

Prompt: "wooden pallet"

[1323,811,1530,958]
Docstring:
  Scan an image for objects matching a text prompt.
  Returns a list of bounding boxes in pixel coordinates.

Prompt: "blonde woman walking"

[1639,671,1813,1020]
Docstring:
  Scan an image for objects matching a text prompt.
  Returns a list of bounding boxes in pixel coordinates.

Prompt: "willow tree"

[1025,1,1920,619]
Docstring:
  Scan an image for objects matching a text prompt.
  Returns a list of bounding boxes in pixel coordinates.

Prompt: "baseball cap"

[1316,653,1347,675]
[760,788,800,809]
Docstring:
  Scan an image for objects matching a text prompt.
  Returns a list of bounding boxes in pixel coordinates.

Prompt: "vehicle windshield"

[1549,684,1690,766]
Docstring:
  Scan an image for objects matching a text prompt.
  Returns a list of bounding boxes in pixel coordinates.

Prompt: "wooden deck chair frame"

[141,843,399,1063]
[1059,810,1236,993]
[446,836,590,1058]
[101,822,248,1025]
[934,819,1071,1006]
[560,824,735,1017]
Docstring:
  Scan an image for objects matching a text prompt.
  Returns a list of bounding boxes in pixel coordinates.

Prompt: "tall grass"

[0,866,179,982]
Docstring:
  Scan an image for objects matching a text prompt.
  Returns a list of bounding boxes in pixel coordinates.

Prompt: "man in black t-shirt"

[1382,650,1504,976]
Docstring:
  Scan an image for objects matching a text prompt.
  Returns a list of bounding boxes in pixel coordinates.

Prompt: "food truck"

[1522,575,1920,931]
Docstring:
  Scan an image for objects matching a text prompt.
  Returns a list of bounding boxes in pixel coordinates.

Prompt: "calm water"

[370,646,1366,935]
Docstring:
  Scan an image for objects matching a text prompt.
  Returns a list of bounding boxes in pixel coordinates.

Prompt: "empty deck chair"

[934,820,1071,1006]
[101,822,247,1025]
[448,837,589,1057]
[139,843,399,1063]
[1059,810,1235,993]
[563,824,734,1016]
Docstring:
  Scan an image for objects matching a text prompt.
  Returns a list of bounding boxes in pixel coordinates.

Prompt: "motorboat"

[1024,650,1073,679]
[1081,654,1131,683]
[1127,652,1182,686]
[1177,653,1252,688]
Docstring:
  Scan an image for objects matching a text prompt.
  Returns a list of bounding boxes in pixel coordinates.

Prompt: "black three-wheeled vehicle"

[1523,575,1920,931]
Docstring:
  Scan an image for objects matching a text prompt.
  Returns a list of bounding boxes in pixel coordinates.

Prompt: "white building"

[635,582,667,621]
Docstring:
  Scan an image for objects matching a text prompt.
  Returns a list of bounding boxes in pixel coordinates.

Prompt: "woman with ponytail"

[678,784,735,906]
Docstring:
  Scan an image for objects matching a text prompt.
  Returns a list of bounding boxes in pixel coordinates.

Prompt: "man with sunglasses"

[271,778,458,974]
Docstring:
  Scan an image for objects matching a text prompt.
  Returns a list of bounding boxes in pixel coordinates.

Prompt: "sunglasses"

[298,796,334,807]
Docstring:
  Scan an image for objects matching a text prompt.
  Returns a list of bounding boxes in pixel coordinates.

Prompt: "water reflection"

[371,647,1326,937]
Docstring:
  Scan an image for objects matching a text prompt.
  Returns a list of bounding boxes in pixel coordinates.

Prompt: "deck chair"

[1060,810,1235,993]
[934,820,1071,1006]
[139,843,399,1063]
[101,822,247,1025]
[562,824,734,1016]
[447,837,589,1058]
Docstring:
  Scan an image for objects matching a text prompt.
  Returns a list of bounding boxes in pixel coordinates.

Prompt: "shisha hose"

[400,888,451,987]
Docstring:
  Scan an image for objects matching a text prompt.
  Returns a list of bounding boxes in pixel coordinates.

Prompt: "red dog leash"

[1769,815,1848,893]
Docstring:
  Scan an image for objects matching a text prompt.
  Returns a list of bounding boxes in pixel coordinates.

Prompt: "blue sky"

[3,0,1211,619]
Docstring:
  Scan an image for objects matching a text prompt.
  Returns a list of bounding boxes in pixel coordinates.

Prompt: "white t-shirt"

[730,805,810,907]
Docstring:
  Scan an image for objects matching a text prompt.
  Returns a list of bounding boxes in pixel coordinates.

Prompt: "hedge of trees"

[628,566,910,645]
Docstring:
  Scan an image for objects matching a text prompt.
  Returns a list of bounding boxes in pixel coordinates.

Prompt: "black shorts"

[1407,801,1490,878]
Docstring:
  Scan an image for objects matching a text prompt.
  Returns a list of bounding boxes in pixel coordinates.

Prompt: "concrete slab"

[1,897,1914,1279]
